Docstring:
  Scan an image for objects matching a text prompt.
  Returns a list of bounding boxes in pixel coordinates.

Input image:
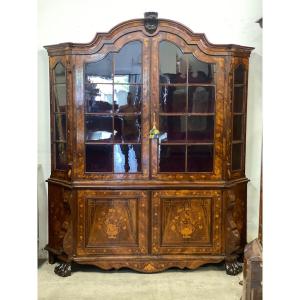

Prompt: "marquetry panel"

[77,190,148,255]
[152,190,222,254]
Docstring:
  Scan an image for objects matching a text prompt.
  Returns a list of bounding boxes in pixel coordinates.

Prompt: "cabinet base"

[73,256,225,274]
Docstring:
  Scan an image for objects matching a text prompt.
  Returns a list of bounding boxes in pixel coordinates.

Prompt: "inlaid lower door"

[77,190,148,256]
[151,190,222,255]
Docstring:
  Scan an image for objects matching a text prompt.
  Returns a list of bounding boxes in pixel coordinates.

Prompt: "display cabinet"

[44,12,253,277]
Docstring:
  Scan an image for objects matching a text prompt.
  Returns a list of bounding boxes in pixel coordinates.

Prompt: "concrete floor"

[38,260,243,300]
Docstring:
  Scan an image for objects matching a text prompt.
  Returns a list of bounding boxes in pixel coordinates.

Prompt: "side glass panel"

[232,143,242,170]
[53,62,67,170]
[84,41,142,174]
[55,142,67,170]
[234,64,245,84]
[158,41,215,173]
[232,63,246,171]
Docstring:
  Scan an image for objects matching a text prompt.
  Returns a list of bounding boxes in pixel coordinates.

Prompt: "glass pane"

[85,53,113,83]
[85,116,113,142]
[85,83,113,113]
[233,115,244,141]
[159,116,186,143]
[159,41,187,84]
[114,41,142,84]
[233,86,244,113]
[114,144,141,173]
[86,144,113,172]
[55,142,67,169]
[187,116,214,142]
[232,143,243,170]
[159,145,185,172]
[234,64,245,84]
[187,145,213,172]
[114,115,141,143]
[55,114,66,141]
[54,84,66,112]
[188,86,215,113]
[187,54,214,84]
[114,84,141,113]
[54,62,66,84]
[160,86,186,113]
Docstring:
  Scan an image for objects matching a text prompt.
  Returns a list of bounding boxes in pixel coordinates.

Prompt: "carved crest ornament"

[144,12,158,34]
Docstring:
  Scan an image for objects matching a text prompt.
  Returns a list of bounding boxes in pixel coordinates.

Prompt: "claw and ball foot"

[225,259,243,276]
[54,262,72,277]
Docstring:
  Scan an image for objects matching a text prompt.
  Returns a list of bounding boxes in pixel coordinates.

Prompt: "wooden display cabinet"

[44,12,253,277]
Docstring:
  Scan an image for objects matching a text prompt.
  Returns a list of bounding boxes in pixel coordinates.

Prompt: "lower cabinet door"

[77,190,148,256]
[151,190,222,255]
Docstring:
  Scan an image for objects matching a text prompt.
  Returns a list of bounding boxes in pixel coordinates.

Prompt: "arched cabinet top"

[44,15,254,57]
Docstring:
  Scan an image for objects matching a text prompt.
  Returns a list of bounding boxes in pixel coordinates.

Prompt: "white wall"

[38,0,262,257]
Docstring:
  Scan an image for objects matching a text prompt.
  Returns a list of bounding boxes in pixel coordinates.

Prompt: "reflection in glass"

[115,41,142,83]
[55,114,66,141]
[114,144,141,173]
[114,115,141,142]
[85,116,113,142]
[85,53,113,83]
[114,85,141,113]
[234,64,245,84]
[54,62,66,84]
[187,145,213,172]
[160,86,186,113]
[188,86,215,113]
[187,116,214,142]
[55,142,67,169]
[159,116,186,142]
[85,83,113,113]
[232,143,242,170]
[54,84,66,112]
[233,115,243,141]
[159,145,185,172]
[86,144,113,172]
[187,54,214,83]
[233,86,244,113]
[159,41,187,84]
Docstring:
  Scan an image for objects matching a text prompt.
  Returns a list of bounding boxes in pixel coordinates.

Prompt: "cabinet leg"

[54,262,72,277]
[225,256,243,276]
[48,252,56,265]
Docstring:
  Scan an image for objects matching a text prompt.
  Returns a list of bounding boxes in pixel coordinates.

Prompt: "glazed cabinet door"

[150,35,225,181]
[73,35,151,181]
[151,190,222,255]
[77,190,148,256]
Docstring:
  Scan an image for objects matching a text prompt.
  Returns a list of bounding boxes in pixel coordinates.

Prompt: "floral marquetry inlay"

[165,199,211,241]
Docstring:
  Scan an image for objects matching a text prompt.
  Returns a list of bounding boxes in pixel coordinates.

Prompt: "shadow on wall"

[38,164,48,259]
